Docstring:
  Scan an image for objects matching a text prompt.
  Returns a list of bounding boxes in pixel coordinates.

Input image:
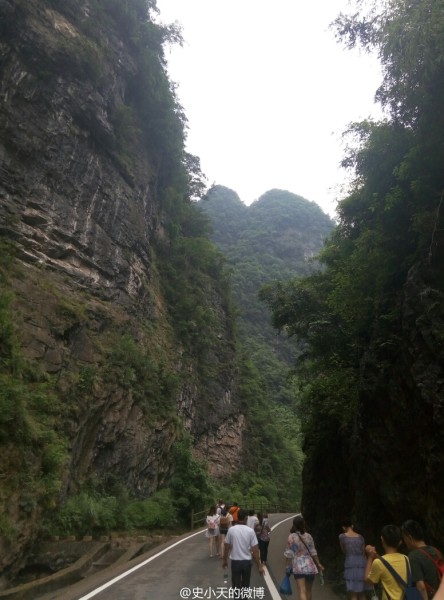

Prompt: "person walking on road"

[284,515,324,600]
[219,508,231,557]
[229,502,240,524]
[255,512,271,565]
[216,499,226,515]
[401,520,443,600]
[205,505,220,557]
[365,524,408,600]
[247,509,259,530]
[222,508,265,590]
[340,518,371,600]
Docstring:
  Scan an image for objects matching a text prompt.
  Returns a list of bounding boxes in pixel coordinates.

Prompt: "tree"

[262,0,444,544]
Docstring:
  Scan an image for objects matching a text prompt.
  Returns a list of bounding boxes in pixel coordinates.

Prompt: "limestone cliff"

[0,0,242,575]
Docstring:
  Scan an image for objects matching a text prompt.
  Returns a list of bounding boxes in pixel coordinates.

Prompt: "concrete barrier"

[0,543,108,600]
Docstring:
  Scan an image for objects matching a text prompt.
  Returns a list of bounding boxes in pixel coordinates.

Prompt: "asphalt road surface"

[50,513,338,600]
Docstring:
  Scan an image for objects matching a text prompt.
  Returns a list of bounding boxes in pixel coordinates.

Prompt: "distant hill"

[199,186,335,352]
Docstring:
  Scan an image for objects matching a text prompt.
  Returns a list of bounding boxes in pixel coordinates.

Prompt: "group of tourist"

[282,516,443,600]
[205,501,271,566]
[339,519,444,600]
[212,508,443,600]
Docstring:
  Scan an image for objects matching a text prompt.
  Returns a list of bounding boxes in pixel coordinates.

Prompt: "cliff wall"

[0,0,242,575]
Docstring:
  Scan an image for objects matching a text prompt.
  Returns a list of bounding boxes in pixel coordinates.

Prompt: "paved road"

[47,513,339,600]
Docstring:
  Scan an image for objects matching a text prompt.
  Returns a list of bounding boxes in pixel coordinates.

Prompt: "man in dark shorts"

[222,509,264,590]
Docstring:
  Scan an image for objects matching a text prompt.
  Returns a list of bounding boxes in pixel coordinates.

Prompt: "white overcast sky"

[155,0,384,217]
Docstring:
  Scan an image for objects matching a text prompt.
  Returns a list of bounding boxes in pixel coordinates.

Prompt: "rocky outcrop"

[0,1,156,307]
[194,415,245,479]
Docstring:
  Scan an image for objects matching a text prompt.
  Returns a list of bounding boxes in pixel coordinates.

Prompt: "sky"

[155,0,384,217]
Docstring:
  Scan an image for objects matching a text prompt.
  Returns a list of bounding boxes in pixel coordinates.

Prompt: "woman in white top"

[246,509,259,530]
[205,505,220,557]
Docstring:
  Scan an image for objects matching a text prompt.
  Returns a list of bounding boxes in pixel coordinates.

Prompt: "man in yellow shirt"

[365,525,408,600]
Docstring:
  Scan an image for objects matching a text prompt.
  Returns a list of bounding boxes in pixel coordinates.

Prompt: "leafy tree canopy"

[261,0,444,537]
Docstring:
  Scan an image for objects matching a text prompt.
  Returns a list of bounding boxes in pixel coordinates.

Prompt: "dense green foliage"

[158,190,307,509]
[50,488,179,535]
[262,0,444,540]
[199,187,334,507]
[262,0,444,431]
[200,185,333,377]
[49,436,212,535]
[233,357,303,507]
[156,202,233,369]
[169,435,214,518]
[0,245,68,538]
[200,187,333,352]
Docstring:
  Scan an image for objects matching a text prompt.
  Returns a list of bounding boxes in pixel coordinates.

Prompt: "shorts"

[294,574,315,582]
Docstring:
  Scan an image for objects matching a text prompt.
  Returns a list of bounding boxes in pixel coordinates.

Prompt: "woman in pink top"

[284,515,324,600]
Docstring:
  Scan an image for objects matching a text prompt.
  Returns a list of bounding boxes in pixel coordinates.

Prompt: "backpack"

[379,556,422,600]
[417,547,444,594]
[220,515,229,528]
[208,519,216,530]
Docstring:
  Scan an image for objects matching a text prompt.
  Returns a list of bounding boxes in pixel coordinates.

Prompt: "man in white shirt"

[222,509,265,590]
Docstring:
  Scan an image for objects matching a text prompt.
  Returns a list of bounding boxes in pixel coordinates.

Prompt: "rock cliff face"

[301,261,444,552]
[0,0,242,574]
[0,1,157,303]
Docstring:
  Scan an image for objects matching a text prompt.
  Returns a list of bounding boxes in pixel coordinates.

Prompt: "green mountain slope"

[199,186,335,502]
[200,186,334,348]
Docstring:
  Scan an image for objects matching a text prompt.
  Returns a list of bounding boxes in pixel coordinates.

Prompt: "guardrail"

[191,508,209,530]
